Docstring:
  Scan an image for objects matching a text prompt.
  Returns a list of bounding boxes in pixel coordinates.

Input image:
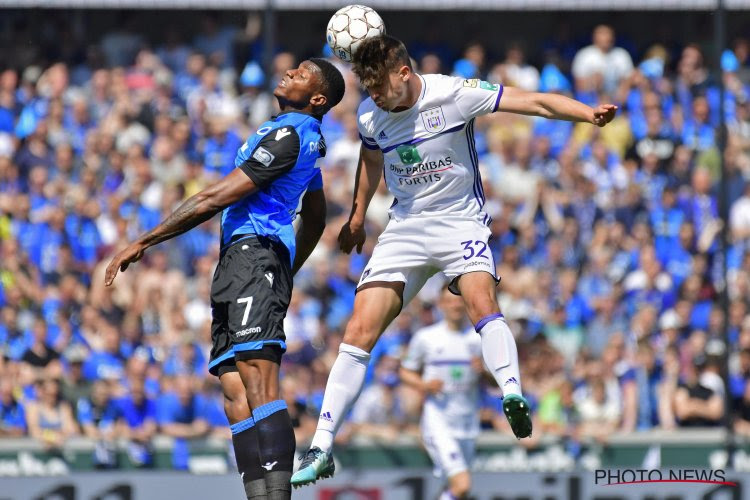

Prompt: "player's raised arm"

[293,186,327,276]
[338,145,384,254]
[497,86,618,126]
[104,169,259,286]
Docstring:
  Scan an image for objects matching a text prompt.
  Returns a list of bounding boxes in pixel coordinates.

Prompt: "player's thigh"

[218,371,251,424]
[343,281,405,351]
[437,219,500,324]
[356,218,432,295]
[456,271,501,325]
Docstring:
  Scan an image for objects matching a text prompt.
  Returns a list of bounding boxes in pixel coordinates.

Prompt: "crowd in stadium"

[1,14,750,469]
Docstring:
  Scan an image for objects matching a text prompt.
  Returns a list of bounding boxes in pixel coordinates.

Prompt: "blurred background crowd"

[1,10,750,469]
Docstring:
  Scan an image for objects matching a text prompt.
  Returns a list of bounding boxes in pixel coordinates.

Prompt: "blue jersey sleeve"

[307,169,323,191]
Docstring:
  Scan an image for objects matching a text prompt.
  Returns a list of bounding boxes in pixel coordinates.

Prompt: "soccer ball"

[326,5,385,63]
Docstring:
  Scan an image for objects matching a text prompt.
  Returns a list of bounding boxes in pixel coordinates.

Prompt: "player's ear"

[310,92,328,109]
[398,65,411,82]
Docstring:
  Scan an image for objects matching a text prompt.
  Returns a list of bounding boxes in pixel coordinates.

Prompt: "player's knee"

[342,317,377,352]
[223,392,251,424]
[449,472,471,498]
[464,293,500,325]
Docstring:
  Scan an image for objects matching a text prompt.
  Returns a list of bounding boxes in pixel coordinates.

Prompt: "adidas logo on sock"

[504,377,519,386]
[320,411,333,422]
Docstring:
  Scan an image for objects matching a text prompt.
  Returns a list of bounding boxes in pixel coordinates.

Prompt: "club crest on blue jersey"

[421,106,446,133]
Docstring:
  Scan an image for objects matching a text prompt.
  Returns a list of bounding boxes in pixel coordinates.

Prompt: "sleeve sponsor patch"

[479,80,500,91]
[463,78,478,88]
[252,146,275,167]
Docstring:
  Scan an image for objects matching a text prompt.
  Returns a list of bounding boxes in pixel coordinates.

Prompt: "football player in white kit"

[292,35,617,487]
[400,286,482,500]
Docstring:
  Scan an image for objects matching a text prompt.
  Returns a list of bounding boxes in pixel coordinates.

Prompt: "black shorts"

[208,235,293,377]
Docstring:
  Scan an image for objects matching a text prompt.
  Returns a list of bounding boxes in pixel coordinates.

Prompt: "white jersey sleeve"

[357,98,380,150]
[453,77,504,121]
[402,330,427,372]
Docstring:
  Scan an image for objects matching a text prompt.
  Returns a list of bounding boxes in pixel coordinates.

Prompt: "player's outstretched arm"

[497,86,617,127]
[338,145,384,254]
[293,188,327,276]
[105,169,259,286]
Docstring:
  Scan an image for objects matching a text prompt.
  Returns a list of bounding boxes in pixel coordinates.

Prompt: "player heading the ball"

[292,34,617,491]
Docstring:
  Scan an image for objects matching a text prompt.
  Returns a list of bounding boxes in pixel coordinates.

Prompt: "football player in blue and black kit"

[105,58,345,500]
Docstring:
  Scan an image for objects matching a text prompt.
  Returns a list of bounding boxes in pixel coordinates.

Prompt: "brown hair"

[352,35,412,89]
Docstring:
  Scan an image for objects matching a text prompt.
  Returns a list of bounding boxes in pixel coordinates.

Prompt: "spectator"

[674,356,724,427]
[78,379,119,468]
[572,25,634,94]
[157,377,210,469]
[61,344,92,408]
[575,376,621,442]
[115,376,157,467]
[734,381,750,437]
[730,182,750,242]
[490,42,540,92]
[21,317,62,373]
[0,379,26,437]
[83,322,125,381]
[25,377,78,450]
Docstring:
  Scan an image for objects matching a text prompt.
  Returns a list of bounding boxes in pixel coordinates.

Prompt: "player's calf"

[253,400,296,500]
[221,371,267,499]
[231,418,268,499]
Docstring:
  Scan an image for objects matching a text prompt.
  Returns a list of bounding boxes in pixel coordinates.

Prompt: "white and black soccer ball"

[326,4,385,63]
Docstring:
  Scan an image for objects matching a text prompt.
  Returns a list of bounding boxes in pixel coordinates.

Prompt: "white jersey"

[402,320,482,439]
[357,74,503,223]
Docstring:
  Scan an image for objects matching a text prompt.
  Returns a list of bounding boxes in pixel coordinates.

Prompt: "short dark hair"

[309,58,345,116]
[352,35,412,89]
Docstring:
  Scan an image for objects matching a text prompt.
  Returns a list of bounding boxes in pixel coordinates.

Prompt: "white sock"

[310,343,370,453]
[476,314,522,397]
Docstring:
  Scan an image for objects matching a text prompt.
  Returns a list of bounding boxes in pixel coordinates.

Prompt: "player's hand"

[422,379,443,395]
[592,104,618,127]
[338,219,366,254]
[104,242,146,286]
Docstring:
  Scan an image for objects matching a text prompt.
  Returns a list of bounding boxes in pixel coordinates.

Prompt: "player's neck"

[446,319,464,332]
[391,74,422,113]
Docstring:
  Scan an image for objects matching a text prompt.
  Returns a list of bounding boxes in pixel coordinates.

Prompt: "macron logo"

[262,461,278,471]
[265,272,274,287]
[321,411,333,423]
[275,128,291,141]
[504,377,519,387]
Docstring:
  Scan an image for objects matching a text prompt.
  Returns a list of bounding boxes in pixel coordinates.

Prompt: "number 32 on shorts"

[461,240,489,260]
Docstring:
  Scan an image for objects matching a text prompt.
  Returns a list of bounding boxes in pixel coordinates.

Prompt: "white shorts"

[423,426,476,479]
[358,216,498,306]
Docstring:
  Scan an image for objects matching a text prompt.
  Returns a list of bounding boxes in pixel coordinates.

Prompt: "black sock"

[252,400,296,500]
[230,418,267,499]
